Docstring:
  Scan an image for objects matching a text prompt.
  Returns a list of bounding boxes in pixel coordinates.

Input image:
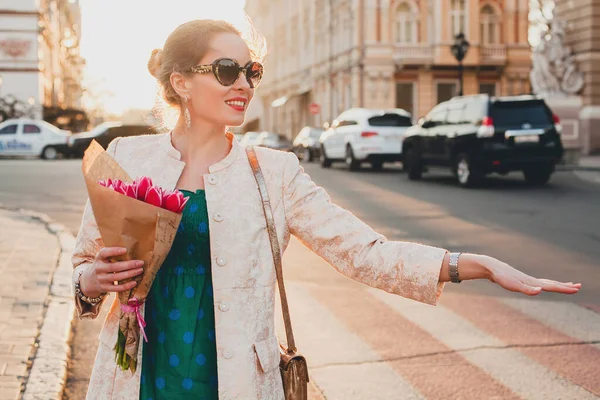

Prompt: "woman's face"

[186,32,256,128]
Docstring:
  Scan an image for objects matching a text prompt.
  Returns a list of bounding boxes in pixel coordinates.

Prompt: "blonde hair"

[148,18,266,116]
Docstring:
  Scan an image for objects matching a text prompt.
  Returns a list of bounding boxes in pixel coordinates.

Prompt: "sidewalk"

[579,155,600,170]
[0,208,74,400]
[560,154,600,171]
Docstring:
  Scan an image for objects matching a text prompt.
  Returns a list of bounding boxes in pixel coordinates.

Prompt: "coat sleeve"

[72,138,121,319]
[281,152,447,305]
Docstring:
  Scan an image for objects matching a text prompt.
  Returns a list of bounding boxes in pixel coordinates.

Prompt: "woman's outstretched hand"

[484,256,581,296]
[441,253,582,296]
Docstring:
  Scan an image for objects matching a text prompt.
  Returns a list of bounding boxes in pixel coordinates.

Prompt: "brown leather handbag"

[247,147,310,400]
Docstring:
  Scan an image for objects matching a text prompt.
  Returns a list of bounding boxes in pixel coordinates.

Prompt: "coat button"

[213,213,224,222]
[208,176,218,185]
[219,302,230,312]
[216,257,227,267]
[223,350,234,359]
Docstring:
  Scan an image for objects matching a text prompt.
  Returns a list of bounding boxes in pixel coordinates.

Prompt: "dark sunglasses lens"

[246,62,263,88]
[215,59,240,86]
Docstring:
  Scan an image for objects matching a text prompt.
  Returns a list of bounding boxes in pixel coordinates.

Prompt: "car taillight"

[361,131,378,138]
[477,116,495,138]
[552,114,563,134]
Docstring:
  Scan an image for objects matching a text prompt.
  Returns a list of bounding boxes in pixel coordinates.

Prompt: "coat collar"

[158,130,242,174]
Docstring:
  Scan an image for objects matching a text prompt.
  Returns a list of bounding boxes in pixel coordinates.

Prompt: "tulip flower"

[163,191,181,213]
[124,183,137,199]
[177,196,189,213]
[163,190,189,213]
[134,177,153,202]
[113,180,127,195]
[145,187,163,208]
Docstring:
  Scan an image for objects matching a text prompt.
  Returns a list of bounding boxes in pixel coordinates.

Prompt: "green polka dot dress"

[140,189,218,400]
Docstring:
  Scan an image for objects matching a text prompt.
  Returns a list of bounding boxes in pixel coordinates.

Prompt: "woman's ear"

[170,72,191,100]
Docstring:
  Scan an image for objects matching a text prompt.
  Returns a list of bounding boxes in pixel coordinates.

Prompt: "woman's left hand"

[482,256,582,296]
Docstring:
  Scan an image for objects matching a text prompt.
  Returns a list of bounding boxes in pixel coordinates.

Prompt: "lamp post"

[450,32,470,96]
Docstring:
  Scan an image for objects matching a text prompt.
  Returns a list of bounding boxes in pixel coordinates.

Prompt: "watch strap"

[449,252,462,283]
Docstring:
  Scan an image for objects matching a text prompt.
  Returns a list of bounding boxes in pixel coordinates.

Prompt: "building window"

[450,0,466,36]
[395,2,418,44]
[396,83,415,117]
[479,83,496,96]
[480,5,500,44]
[437,82,457,103]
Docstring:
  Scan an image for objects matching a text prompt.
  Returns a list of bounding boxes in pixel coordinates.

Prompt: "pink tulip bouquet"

[82,141,188,373]
[99,177,188,214]
[98,176,189,371]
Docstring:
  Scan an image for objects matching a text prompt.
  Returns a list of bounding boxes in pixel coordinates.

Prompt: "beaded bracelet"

[75,270,107,305]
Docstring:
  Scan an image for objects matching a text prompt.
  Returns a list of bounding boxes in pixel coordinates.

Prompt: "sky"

[79,0,247,115]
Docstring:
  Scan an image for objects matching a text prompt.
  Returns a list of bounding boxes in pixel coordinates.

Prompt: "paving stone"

[0,385,21,400]
[4,362,27,377]
[0,209,68,400]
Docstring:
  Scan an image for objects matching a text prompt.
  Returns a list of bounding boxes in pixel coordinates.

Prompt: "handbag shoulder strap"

[245,146,297,353]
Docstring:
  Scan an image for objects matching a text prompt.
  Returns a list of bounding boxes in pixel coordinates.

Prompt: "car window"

[463,99,486,123]
[430,110,448,125]
[309,129,324,138]
[337,120,358,127]
[446,107,464,124]
[368,114,412,127]
[0,124,18,135]
[490,100,553,129]
[23,124,41,134]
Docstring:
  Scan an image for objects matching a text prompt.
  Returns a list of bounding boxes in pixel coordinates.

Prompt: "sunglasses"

[189,58,264,88]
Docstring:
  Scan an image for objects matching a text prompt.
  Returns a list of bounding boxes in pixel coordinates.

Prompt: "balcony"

[393,43,434,65]
[480,44,507,65]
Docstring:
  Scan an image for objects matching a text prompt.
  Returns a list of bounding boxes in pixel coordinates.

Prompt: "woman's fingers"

[100,280,137,293]
[98,267,143,284]
[521,278,581,294]
[96,259,144,274]
[95,247,127,261]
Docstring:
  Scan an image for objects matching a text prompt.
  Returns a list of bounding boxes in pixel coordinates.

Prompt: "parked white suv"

[319,108,412,171]
[0,118,70,159]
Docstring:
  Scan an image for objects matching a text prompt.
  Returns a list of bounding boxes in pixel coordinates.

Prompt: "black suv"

[68,122,160,157]
[402,95,564,187]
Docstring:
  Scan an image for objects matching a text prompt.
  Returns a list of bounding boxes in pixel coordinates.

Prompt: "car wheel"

[303,147,312,163]
[371,161,383,171]
[345,145,361,171]
[41,146,58,160]
[320,148,332,168]
[523,165,553,185]
[456,153,482,188]
[404,147,423,180]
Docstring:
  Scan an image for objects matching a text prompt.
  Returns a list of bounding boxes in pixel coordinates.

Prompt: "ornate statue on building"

[530,20,584,98]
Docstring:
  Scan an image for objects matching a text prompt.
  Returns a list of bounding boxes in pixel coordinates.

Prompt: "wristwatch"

[449,252,462,283]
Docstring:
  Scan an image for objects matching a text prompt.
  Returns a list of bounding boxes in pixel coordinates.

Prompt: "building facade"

[0,0,86,130]
[553,1,600,155]
[245,0,531,138]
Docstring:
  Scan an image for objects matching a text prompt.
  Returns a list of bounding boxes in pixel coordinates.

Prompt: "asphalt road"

[0,157,598,399]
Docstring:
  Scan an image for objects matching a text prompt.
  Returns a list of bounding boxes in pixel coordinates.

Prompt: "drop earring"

[183,97,191,129]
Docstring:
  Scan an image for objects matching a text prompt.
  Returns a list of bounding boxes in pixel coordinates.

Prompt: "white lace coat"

[72,132,447,400]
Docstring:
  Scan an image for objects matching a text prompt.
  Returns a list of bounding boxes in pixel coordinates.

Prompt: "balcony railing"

[393,43,434,63]
[480,45,507,63]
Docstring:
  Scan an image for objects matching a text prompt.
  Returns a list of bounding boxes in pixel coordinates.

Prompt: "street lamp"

[450,32,470,96]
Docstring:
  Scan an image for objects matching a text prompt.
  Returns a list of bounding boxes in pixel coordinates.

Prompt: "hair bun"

[147,48,163,78]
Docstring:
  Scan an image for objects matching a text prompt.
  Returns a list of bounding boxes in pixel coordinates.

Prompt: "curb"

[557,165,600,172]
[0,205,76,400]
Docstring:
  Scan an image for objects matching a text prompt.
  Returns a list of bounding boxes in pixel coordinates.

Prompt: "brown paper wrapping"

[82,140,181,372]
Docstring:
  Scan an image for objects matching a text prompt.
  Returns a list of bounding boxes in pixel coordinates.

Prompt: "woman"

[72,19,581,400]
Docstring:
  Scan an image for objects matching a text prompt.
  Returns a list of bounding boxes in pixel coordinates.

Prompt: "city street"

[0,158,599,399]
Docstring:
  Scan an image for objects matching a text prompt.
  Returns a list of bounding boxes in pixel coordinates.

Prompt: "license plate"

[514,135,539,144]
[386,135,402,141]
